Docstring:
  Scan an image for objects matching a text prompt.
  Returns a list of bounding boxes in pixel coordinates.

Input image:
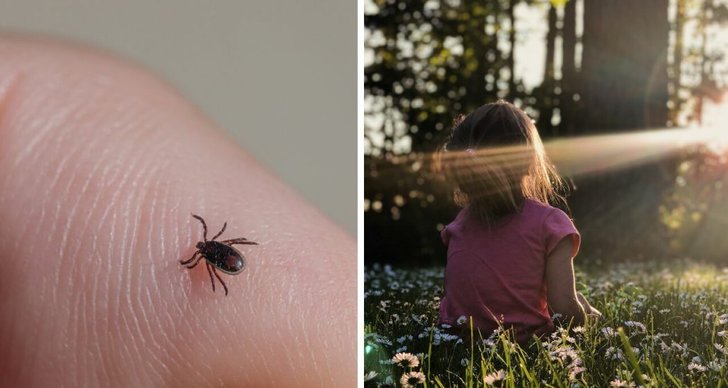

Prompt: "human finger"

[0,35,356,387]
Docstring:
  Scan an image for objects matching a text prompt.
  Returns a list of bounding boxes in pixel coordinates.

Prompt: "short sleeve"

[440,225,451,246]
[544,209,580,258]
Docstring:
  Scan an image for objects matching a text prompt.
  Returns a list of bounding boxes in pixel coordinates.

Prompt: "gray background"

[0,1,356,234]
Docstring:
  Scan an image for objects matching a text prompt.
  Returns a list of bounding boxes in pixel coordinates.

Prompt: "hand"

[0,35,355,386]
[576,292,602,318]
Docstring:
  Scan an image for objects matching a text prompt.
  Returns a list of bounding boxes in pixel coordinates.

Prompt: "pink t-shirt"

[438,199,580,343]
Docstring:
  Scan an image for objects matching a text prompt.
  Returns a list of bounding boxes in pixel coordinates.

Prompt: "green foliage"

[365,0,527,155]
[364,260,728,386]
[660,146,728,259]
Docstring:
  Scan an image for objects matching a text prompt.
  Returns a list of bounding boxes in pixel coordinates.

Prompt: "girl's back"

[439,199,579,344]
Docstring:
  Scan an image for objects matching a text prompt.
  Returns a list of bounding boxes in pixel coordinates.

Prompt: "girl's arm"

[545,237,587,325]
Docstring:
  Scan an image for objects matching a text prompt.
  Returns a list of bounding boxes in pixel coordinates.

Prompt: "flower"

[568,366,586,381]
[624,321,646,332]
[400,371,425,388]
[715,343,726,354]
[719,313,728,325]
[708,359,725,371]
[688,362,707,372]
[609,379,635,387]
[363,371,378,382]
[397,334,414,343]
[605,347,624,361]
[483,369,506,385]
[707,359,725,372]
[501,339,517,352]
[392,352,420,368]
[549,345,578,362]
[482,339,496,348]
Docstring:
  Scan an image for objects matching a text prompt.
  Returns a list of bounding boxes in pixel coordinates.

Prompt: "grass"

[364,260,728,387]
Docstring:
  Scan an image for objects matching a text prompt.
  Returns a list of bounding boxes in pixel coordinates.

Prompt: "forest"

[364,0,728,265]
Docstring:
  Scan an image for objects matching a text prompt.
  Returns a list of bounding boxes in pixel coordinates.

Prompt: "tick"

[180,214,258,296]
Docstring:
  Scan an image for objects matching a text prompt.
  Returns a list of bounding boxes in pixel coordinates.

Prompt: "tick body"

[180,214,258,296]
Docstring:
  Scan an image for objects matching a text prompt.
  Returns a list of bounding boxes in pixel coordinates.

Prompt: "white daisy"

[363,371,378,382]
[392,352,420,368]
[483,369,506,385]
[715,343,726,354]
[400,371,425,388]
[568,366,586,381]
[719,314,728,325]
[609,379,635,387]
[688,362,707,372]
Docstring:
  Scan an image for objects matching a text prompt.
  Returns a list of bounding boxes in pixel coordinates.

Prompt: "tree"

[578,0,669,131]
[365,0,523,155]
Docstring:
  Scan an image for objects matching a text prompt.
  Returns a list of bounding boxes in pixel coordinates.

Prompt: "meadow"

[364,260,728,387]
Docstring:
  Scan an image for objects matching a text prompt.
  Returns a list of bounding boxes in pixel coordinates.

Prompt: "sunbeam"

[545,126,728,177]
[369,126,728,184]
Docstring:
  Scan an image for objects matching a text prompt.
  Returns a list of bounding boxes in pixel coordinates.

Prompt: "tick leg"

[180,251,199,265]
[211,266,229,296]
[186,255,204,269]
[206,262,217,293]
[211,222,227,241]
[192,214,208,241]
[221,238,258,246]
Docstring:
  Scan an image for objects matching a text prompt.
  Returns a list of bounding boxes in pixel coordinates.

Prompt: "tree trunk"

[508,0,518,97]
[671,0,685,126]
[560,0,578,135]
[695,0,714,125]
[580,0,669,132]
[570,0,672,262]
[537,4,557,136]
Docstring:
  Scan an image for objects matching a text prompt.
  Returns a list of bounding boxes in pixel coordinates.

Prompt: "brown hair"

[437,100,566,225]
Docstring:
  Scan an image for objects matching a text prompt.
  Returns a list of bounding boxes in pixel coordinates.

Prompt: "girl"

[437,100,600,344]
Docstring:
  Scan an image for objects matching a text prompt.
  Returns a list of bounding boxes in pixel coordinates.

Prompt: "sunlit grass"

[364,260,728,387]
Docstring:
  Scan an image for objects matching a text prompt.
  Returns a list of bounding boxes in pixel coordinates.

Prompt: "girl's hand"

[576,292,602,318]
[587,305,603,318]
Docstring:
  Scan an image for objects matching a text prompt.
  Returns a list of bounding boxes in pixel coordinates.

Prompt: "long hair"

[437,100,566,225]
